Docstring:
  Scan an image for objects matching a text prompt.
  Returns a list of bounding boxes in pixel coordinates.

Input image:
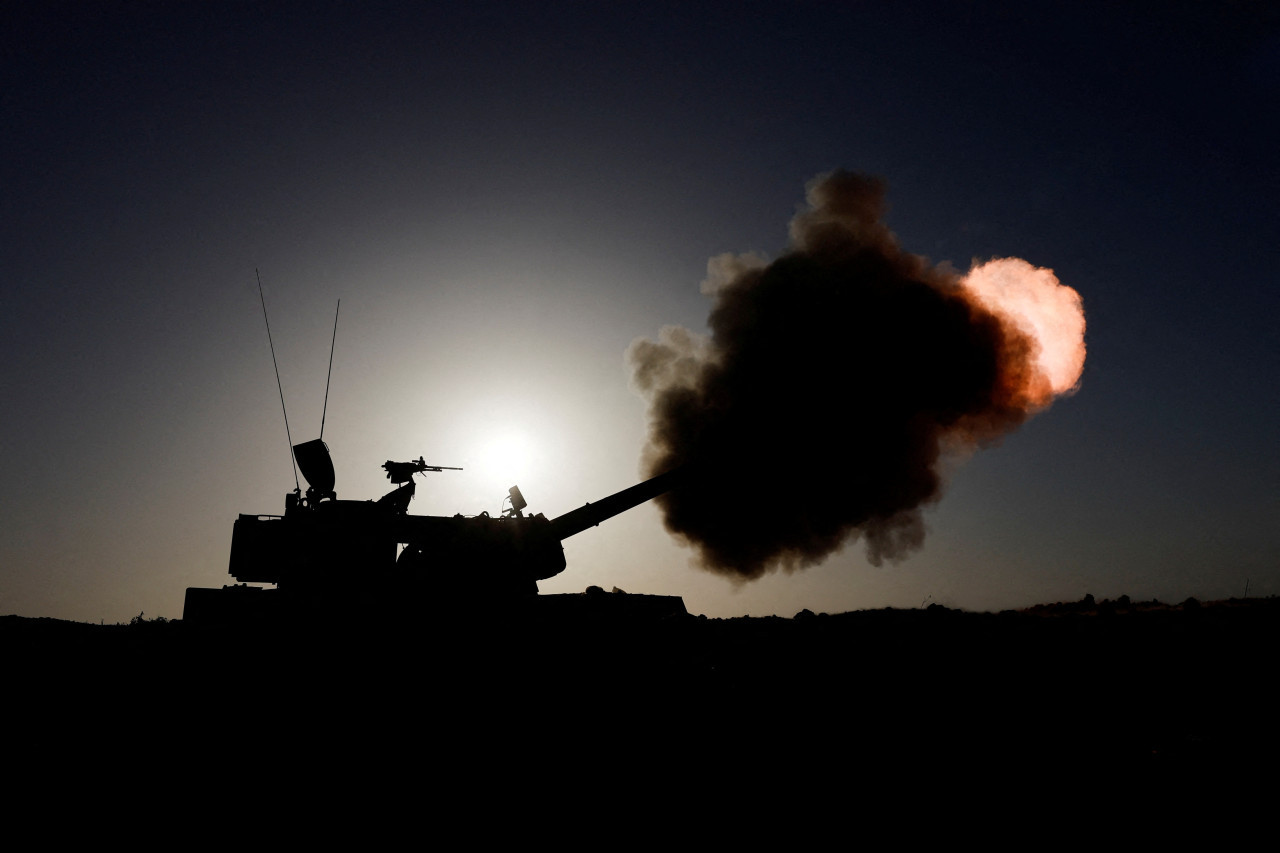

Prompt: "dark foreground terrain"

[6,593,1277,816]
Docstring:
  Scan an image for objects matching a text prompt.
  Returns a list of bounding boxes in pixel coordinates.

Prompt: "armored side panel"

[394,513,567,594]
[308,499,398,581]
[183,584,281,625]
[229,502,399,587]
[230,514,291,584]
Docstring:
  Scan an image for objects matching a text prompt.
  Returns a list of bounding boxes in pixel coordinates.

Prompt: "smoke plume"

[629,171,1085,579]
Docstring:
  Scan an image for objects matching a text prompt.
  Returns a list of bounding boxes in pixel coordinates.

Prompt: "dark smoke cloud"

[629,171,1043,579]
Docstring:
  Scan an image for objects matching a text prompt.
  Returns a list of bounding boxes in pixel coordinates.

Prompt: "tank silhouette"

[183,437,685,623]
[185,288,686,623]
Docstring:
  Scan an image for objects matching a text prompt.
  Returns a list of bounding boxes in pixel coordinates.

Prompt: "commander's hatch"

[293,438,336,503]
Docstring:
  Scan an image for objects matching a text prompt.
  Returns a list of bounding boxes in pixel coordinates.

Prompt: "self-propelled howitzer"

[183,438,685,622]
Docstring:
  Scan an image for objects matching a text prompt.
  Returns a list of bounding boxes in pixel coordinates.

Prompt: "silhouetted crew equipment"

[383,456,462,484]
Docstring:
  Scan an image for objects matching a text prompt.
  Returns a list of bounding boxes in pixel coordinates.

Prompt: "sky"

[2,1,1277,623]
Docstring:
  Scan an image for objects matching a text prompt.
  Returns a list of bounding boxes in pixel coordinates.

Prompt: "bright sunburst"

[473,430,534,484]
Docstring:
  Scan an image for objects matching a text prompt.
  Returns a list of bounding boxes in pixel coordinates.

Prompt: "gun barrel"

[549,466,686,541]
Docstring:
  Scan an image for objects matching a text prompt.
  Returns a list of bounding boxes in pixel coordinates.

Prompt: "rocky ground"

[5,593,1276,815]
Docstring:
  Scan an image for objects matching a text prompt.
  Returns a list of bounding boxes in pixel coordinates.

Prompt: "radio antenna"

[320,299,340,441]
[257,269,300,493]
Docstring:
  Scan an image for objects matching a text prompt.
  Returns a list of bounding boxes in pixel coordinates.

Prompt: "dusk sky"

[3,2,1277,623]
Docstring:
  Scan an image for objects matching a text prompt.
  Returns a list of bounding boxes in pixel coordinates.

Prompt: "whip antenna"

[257,269,300,492]
[320,299,339,441]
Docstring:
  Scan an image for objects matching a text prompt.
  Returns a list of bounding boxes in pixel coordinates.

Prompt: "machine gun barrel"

[549,466,686,541]
[383,457,463,484]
